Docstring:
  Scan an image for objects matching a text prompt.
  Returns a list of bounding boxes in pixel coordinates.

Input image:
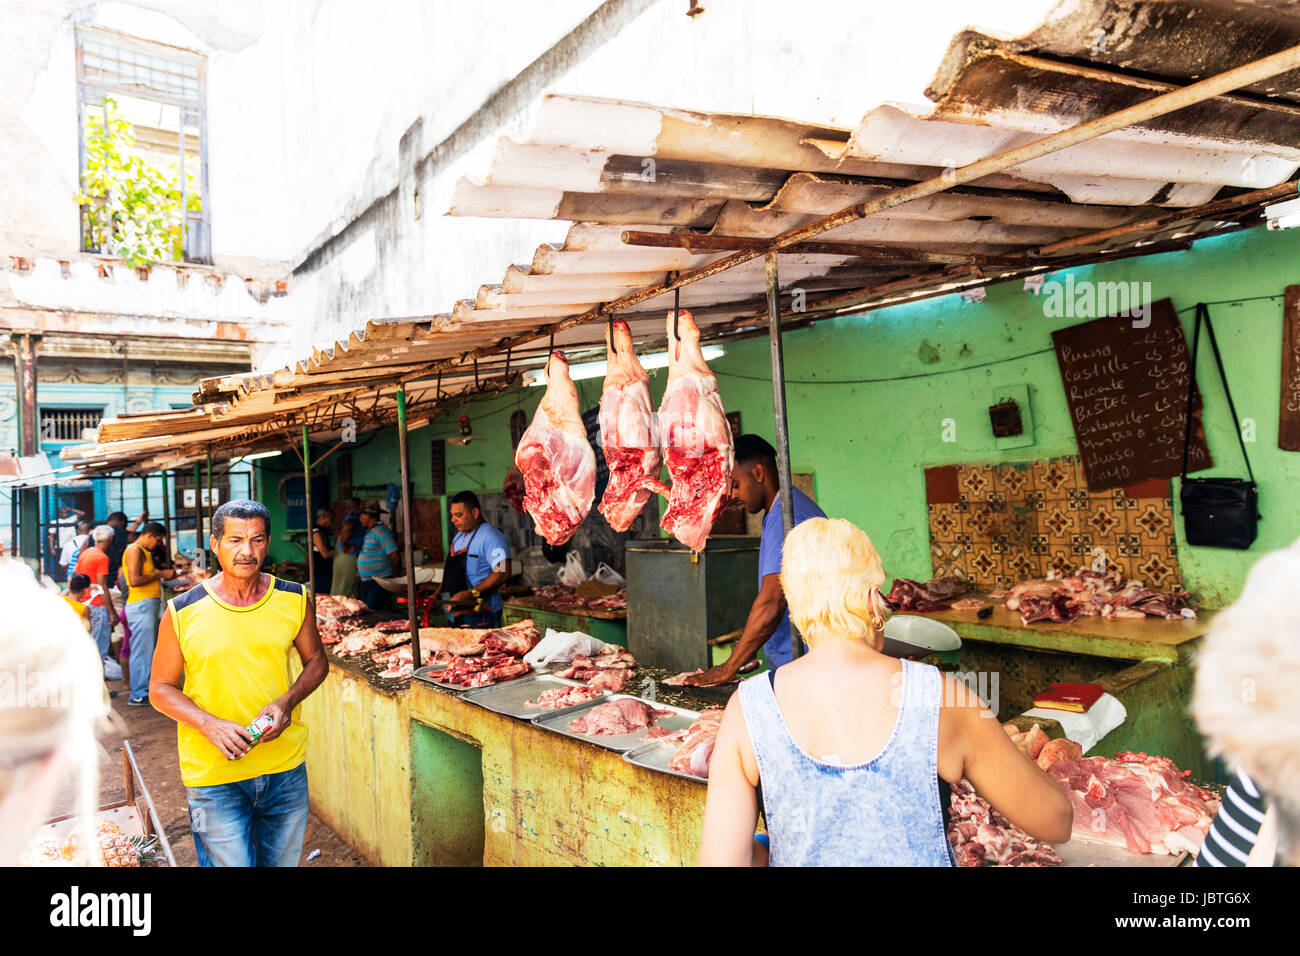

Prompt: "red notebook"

[1033,683,1104,713]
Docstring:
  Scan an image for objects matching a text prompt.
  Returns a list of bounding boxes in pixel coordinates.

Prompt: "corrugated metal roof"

[61,0,1300,476]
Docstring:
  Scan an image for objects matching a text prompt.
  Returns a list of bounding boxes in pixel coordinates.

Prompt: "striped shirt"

[357,523,398,580]
[1195,768,1269,867]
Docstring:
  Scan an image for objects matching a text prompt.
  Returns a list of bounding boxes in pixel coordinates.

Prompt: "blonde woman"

[699,518,1072,866]
[0,560,110,865]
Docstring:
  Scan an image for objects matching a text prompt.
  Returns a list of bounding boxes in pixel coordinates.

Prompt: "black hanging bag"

[1179,303,1260,549]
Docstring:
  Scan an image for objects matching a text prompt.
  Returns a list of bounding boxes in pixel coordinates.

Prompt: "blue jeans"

[361,577,390,611]
[88,605,111,658]
[124,598,160,699]
[186,762,309,867]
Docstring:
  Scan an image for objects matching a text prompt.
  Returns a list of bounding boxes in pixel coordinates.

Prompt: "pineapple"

[99,831,141,867]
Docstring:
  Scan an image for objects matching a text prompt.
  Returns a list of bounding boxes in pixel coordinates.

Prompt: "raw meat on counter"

[369,620,540,679]
[529,585,627,611]
[1036,737,1083,770]
[333,627,410,658]
[949,598,988,612]
[947,779,1062,867]
[480,620,542,656]
[373,618,414,632]
[884,575,968,611]
[556,647,637,693]
[1003,568,1194,626]
[514,351,596,545]
[373,644,453,680]
[598,319,668,532]
[525,685,605,710]
[1047,751,1219,856]
[435,653,533,688]
[668,707,723,778]
[566,697,672,736]
[315,594,368,621]
[657,309,733,552]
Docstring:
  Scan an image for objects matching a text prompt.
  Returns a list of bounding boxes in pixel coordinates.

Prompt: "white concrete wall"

[3,0,1062,366]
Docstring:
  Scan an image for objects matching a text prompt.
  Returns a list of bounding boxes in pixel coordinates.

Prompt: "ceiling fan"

[437,415,475,446]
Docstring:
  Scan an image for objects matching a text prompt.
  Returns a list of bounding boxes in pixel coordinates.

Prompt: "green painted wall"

[261,224,1300,607]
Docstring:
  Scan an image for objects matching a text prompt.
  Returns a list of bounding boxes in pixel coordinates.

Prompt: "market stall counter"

[910,595,1217,780]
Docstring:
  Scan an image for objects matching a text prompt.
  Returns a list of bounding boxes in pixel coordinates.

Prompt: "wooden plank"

[917,595,1213,662]
[1280,285,1300,450]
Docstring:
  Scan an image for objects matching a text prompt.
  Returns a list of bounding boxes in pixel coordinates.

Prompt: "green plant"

[75,97,201,267]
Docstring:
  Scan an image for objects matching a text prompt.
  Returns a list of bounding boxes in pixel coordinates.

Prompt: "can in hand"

[246,714,275,745]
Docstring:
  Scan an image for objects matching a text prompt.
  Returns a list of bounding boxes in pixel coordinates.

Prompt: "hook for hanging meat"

[671,271,681,344]
[608,312,616,355]
[436,370,443,400]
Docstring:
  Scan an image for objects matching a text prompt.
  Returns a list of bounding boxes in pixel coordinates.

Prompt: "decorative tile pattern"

[926,456,1182,590]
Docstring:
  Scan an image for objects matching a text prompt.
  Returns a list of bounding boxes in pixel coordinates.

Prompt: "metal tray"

[412,662,536,692]
[623,738,708,784]
[460,674,610,719]
[531,694,700,752]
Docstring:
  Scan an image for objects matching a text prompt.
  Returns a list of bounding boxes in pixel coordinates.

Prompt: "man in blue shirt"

[444,491,512,628]
[357,503,400,610]
[684,434,825,685]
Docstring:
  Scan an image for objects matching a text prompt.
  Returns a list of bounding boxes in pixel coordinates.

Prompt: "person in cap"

[150,499,327,867]
[685,434,825,686]
[356,502,400,611]
[444,490,511,628]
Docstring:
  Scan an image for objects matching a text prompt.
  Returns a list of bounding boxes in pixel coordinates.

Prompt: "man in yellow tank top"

[151,500,327,867]
[122,522,176,705]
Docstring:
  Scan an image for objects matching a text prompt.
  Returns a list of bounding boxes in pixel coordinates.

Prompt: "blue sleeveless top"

[738,658,955,867]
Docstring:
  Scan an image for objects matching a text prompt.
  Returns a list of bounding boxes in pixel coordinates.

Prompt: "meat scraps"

[435,653,534,688]
[947,778,1062,867]
[480,621,542,656]
[514,351,597,545]
[525,685,605,710]
[556,647,637,692]
[598,319,668,532]
[333,627,409,658]
[1003,568,1195,626]
[1047,752,1219,856]
[667,708,724,778]
[884,575,968,611]
[529,585,627,611]
[657,309,733,552]
[566,697,672,736]
[315,594,368,621]
[1036,737,1083,770]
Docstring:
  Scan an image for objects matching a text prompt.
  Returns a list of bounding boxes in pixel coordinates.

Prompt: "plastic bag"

[592,562,626,588]
[523,628,610,666]
[557,551,586,588]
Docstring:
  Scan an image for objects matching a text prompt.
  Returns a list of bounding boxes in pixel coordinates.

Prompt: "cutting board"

[1056,839,1188,868]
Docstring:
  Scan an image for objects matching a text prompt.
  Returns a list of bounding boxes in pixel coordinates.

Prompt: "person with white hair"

[699,517,1072,866]
[0,559,110,866]
[73,524,123,682]
[1192,538,1300,867]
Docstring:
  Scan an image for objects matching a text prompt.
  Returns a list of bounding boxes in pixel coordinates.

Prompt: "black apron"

[442,525,481,602]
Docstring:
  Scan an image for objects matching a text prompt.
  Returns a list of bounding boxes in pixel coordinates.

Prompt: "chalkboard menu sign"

[1052,298,1211,491]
